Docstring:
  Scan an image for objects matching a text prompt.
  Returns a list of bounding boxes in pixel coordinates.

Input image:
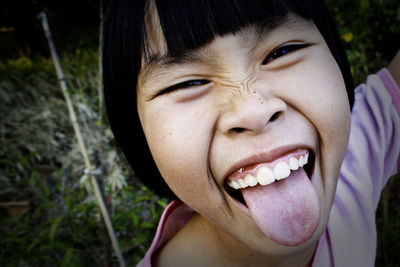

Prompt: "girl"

[102,0,400,266]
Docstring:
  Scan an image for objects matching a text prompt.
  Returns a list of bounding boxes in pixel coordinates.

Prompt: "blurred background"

[0,0,399,266]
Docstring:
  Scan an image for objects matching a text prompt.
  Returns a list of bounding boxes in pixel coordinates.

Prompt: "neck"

[155,213,317,267]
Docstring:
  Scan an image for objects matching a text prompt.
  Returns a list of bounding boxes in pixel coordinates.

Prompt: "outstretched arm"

[388,50,400,87]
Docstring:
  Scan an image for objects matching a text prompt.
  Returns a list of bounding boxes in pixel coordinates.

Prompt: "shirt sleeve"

[346,68,400,207]
[323,68,400,267]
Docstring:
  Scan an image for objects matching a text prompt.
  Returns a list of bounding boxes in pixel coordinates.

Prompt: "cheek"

[298,55,351,203]
[139,101,215,199]
[312,70,351,187]
[269,50,351,175]
[284,51,351,149]
[311,61,351,153]
[309,71,350,145]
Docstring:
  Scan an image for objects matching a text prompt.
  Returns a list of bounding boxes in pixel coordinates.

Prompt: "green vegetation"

[0,52,168,265]
[327,0,400,86]
[0,0,399,266]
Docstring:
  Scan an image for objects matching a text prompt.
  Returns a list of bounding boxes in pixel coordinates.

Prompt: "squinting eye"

[262,43,309,65]
[161,79,210,95]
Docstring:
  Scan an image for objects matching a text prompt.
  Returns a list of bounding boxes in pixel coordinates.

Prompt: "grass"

[0,51,168,266]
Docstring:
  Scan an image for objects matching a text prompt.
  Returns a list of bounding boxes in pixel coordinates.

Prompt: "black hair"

[103,0,354,199]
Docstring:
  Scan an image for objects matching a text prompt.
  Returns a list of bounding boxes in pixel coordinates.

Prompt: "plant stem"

[38,12,125,267]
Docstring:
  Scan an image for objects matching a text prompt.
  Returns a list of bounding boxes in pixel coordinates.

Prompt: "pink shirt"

[138,68,400,267]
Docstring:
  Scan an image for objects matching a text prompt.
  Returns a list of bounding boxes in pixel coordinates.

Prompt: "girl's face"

[137,14,351,255]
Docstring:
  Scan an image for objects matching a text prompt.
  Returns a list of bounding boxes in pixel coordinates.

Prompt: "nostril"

[228,111,281,134]
[269,111,281,122]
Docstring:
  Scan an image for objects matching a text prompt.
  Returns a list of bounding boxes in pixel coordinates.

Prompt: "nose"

[218,92,286,136]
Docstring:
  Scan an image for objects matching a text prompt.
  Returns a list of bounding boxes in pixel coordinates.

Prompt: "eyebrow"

[139,47,210,87]
[144,50,206,75]
[139,15,302,85]
[255,15,290,40]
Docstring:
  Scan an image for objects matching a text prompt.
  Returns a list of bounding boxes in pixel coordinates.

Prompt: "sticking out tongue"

[241,168,320,246]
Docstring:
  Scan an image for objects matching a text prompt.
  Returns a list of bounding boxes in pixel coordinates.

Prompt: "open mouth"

[224,150,316,207]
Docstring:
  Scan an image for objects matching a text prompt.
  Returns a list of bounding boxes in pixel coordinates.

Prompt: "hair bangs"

[152,0,296,56]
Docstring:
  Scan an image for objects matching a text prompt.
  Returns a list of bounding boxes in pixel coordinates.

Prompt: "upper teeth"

[228,152,309,189]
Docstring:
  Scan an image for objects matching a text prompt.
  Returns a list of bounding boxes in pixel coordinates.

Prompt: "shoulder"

[137,201,195,267]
